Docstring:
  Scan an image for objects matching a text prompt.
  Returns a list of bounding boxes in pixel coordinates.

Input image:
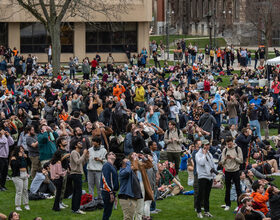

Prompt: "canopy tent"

[266,56,280,66]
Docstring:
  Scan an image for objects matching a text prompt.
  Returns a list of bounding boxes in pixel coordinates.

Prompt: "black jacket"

[269,193,280,219]
[235,133,252,160]
[11,157,27,177]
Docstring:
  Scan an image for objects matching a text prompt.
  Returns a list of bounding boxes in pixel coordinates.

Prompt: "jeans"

[12,171,29,207]
[70,69,75,79]
[167,152,181,175]
[229,117,238,126]
[196,178,212,213]
[254,59,258,69]
[102,191,114,220]
[0,157,8,188]
[7,84,15,93]
[52,177,63,211]
[249,120,261,140]
[71,174,82,212]
[88,170,102,199]
[225,171,241,207]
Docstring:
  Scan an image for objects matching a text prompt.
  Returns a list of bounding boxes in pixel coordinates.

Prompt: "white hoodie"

[195,148,215,180]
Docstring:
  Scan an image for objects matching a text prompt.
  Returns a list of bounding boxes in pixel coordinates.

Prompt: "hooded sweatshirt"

[195,148,215,180]
[198,112,217,133]
[220,145,243,172]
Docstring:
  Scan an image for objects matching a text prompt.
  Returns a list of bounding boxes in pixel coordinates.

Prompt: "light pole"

[165,1,174,60]
[166,1,169,60]
[206,12,213,49]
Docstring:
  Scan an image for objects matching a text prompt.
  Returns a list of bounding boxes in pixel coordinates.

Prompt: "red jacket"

[91,60,98,68]
[204,80,210,91]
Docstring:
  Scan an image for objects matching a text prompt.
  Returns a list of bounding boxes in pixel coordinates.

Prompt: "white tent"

[266,56,280,66]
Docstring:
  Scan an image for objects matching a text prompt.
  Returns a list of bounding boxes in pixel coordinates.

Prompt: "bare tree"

[3,0,129,75]
[245,0,280,59]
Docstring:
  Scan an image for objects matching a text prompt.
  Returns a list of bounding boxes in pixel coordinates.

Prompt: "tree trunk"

[49,22,61,77]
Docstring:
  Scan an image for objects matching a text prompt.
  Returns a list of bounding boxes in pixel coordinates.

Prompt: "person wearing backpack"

[164,120,184,178]
[220,137,243,211]
[258,99,269,141]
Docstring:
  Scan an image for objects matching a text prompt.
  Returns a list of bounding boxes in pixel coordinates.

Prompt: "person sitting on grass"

[250,180,270,217]
[29,164,56,199]
[157,161,183,200]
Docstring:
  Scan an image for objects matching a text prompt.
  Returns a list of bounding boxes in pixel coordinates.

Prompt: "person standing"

[235,128,252,170]
[100,152,119,220]
[26,126,40,179]
[70,140,88,214]
[49,151,67,211]
[134,81,145,108]
[10,146,30,211]
[69,57,76,79]
[37,125,58,166]
[118,157,143,220]
[220,137,243,211]
[192,139,202,211]
[0,129,14,191]
[87,137,107,200]
[164,120,184,177]
[48,45,52,64]
[195,140,215,218]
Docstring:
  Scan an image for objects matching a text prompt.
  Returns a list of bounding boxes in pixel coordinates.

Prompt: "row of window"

[0,23,8,47]
[17,22,138,53]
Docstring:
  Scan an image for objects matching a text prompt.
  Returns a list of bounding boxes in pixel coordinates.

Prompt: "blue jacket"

[118,161,136,198]
[100,162,119,193]
[124,133,133,156]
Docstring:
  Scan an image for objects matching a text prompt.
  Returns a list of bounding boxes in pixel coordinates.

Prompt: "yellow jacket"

[134,86,145,102]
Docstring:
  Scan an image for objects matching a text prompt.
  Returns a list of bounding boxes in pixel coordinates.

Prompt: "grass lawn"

[2,171,279,220]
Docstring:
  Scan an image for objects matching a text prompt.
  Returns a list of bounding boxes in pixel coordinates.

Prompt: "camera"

[210,168,219,175]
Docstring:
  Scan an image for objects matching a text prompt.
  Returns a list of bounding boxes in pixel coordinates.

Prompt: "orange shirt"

[217,49,221,57]
[113,84,126,101]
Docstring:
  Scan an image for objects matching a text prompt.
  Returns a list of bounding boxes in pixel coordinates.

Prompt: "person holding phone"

[195,139,215,218]
[220,136,243,211]
[87,136,107,200]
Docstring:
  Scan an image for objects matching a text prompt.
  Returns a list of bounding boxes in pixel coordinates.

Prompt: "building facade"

[0,0,152,63]
[153,0,280,46]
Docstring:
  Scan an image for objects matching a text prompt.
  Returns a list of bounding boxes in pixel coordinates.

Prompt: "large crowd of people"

[0,41,280,220]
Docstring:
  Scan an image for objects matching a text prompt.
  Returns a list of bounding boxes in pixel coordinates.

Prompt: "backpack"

[224,146,239,156]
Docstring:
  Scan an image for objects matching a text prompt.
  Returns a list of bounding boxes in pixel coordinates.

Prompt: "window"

[0,23,8,47]
[60,23,74,53]
[86,22,137,53]
[20,22,73,53]
[202,0,205,17]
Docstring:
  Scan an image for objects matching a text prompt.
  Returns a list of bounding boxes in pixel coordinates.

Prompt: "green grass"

[150,35,196,44]
[2,172,279,220]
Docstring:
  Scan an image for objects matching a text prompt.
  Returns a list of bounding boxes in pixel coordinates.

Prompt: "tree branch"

[17,0,47,25]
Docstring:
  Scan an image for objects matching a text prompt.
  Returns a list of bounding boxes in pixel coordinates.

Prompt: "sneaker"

[72,209,86,215]
[15,207,22,211]
[224,206,230,211]
[24,205,30,210]
[46,195,55,199]
[59,203,66,209]
[60,202,68,208]
[150,210,158,214]
[204,212,213,218]
[155,209,161,212]
[197,212,203,219]
[220,205,226,208]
